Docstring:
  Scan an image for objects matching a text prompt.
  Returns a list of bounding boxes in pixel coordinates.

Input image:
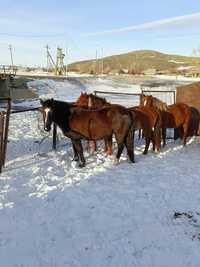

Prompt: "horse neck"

[52,101,71,132]
[152,98,168,111]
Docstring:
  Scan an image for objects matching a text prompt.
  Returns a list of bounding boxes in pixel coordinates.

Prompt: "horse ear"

[81,92,83,95]
[40,99,44,105]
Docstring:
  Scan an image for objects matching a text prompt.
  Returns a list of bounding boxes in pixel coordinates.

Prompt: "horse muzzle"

[44,126,51,132]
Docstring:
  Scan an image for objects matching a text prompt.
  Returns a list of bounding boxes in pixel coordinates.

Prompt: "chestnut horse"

[40,98,135,167]
[76,92,112,154]
[129,106,161,154]
[141,94,191,146]
[77,92,161,154]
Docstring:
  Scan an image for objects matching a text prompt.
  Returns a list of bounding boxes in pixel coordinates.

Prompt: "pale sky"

[1,0,200,66]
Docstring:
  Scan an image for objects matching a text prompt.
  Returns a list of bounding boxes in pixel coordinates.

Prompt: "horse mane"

[141,94,168,111]
[88,93,110,108]
[152,96,168,111]
[76,92,110,108]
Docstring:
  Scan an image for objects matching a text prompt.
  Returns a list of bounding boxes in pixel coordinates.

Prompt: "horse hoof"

[113,158,120,165]
[72,156,79,162]
[128,158,135,163]
[79,162,86,168]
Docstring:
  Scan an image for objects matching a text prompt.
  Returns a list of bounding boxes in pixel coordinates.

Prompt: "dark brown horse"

[76,92,112,154]
[141,94,191,146]
[129,106,161,154]
[40,99,135,167]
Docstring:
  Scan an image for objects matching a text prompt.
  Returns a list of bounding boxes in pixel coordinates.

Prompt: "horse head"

[141,94,153,107]
[40,98,55,131]
[76,92,89,107]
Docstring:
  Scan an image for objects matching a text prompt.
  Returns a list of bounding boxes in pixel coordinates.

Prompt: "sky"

[1,0,200,66]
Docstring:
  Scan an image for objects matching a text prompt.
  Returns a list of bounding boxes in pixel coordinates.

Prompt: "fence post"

[2,99,11,165]
[0,113,4,173]
[52,122,57,150]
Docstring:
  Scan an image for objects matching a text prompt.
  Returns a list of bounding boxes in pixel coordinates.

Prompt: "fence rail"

[0,65,18,76]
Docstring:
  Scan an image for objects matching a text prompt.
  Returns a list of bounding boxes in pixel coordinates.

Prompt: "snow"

[177,66,194,71]
[1,77,200,267]
[154,74,200,82]
[168,60,185,64]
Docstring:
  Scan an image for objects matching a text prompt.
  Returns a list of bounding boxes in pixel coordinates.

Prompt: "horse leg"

[71,142,79,161]
[105,136,113,155]
[182,122,189,146]
[125,126,135,163]
[73,139,86,167]
[91,140,97,152]
[162,128,166,147]
[114,132,125,164]
[143,129,151,155]
[154,126,161,152]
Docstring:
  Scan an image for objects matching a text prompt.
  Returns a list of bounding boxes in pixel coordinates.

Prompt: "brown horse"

[141,94,191,146]
[40,99,135,167]
[76,92,112,154]
[76,92,161,155]
[129,106,161,154]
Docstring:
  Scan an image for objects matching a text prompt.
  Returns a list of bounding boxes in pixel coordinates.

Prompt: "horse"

[40,98,135,167]
[75,92,112,154]
[129,106,161,154]
[76,92,161,155]
[141,94,191,146]
[175,107,200,139]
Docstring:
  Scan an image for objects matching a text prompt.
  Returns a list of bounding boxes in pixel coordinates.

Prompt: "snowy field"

[1,77,200,267]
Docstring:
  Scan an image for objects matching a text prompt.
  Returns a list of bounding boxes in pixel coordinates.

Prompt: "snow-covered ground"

[1,77,200,267]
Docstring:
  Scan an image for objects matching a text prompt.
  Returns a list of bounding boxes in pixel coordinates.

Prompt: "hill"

[68,50,200,75]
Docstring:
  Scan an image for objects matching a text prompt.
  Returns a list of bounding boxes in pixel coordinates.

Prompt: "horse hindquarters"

[114,112,134,163]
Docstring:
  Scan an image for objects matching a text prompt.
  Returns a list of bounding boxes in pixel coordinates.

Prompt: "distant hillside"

[68,50,200,75]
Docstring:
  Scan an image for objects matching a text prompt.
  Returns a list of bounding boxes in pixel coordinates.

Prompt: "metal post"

[52,123,57,150]
[0,113,4,173]
[2,99,11,165]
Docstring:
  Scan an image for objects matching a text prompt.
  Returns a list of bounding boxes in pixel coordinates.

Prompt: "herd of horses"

[39,92,199,167]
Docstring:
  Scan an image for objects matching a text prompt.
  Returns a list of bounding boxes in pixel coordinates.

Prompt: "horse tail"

[125,111,135,163]
[154,111,162,151]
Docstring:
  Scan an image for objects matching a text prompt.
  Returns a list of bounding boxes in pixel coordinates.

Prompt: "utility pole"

[45,45,49,72]
[95,49,98,75]
[101,48,104,75]
[8,44,14,70]
[45,45,56,73]
[55,47,65,75]
[65,46,68,76]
